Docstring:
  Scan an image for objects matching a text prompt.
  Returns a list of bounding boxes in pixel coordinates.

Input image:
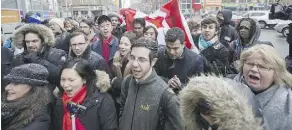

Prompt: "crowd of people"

[1,9,292,130]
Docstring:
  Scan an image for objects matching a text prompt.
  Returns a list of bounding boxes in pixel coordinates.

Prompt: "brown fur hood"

[94,70,111,93]
[12,24,55,48]
[179,75,263,130]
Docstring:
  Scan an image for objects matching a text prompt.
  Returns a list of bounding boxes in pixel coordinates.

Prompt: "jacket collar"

[134,69,158,86]
[70,45,91,59]
[99,34,114,46]
[165,47,186,61]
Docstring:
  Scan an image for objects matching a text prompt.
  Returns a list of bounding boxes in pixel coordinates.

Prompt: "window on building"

[81,11,88,15]
[195,0,201,3]
[181,4,187,9]
[187,3,191,8]
[80,0,87,4]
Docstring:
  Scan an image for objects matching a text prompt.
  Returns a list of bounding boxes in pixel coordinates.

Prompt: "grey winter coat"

[119,70,184,130]
[234,74,292,130]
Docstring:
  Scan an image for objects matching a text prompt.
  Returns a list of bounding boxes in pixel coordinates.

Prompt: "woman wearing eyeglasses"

[233,44,292,130]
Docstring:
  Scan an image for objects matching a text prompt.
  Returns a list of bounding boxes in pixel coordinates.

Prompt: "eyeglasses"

[99,24,111,28]
[71,43,86,48]
[244,62,272,72]
[128,55,149,64]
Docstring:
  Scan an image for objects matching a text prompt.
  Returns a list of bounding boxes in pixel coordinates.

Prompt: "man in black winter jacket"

[217,9,238,48]
[155,27,204,93]
[11,24,67,89]
[193,17,229,76]
[1,47,13,93]
[108,13,126,39]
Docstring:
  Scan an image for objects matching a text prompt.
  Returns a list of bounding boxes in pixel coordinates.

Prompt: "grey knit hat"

[4,63,49,86]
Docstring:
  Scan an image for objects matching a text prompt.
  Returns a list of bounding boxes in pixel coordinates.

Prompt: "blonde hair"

[238,44,292,87]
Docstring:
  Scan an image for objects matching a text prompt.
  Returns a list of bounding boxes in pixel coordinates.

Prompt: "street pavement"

[259,29,289,58]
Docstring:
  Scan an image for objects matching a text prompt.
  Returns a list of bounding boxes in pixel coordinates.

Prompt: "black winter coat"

[1,47,13,92]
[155,46,204,89]
[112,26,126,39]
[2,103,51,130]
[194,38,229,75]
[50,92,118,130]
[2,111,50,130]
[69,46,107,71]
[11,46,67,88]
[54,32,70,54]
[218,9,238,48]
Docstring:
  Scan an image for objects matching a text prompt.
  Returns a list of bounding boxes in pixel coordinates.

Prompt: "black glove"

[23,52,41,63]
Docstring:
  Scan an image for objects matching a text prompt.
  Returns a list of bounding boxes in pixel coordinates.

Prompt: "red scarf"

[62,85,87,130]
[102,35,113,63]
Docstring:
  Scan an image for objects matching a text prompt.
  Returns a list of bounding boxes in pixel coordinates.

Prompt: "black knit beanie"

[4,63,49,86]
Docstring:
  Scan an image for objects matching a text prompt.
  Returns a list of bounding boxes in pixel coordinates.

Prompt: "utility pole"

[52,0,55,17]
[61,0,63,17]
[41,0,44,19]
[66,0,68,17]
[71,0,73,18]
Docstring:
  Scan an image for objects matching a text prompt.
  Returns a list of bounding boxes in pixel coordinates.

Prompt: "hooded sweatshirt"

[229,18,273,63]
[218,9,238,48]
[180,75,264,130]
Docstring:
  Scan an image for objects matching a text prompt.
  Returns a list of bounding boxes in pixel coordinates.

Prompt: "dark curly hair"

[165,27,185,44]
[132,37,158,61]
[132,18,146,28]
[201,16,220,31]
[187,19,201,31]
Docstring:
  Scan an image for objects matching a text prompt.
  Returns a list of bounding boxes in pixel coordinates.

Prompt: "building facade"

[203,0,222,11]
[60,0,116,18]
[1,0,59,19]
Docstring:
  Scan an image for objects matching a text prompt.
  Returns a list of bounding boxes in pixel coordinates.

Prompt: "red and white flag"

[120,0,198,53]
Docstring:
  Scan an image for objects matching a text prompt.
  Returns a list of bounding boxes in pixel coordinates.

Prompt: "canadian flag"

[120,0,198,53]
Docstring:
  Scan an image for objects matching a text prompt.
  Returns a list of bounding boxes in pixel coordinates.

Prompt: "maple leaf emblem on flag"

[145,16,164,28]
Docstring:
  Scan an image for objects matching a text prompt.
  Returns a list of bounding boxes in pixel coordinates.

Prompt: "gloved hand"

[23,52,41,63]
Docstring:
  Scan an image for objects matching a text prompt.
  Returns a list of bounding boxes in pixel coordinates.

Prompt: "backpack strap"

[157,88,174,130]
[123,74,132,98]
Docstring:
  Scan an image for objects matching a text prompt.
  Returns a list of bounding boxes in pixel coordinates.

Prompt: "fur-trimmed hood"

[12,24,55,48]
[179,75,263,130]
[94,70,111,93]
[54,70,111,98]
